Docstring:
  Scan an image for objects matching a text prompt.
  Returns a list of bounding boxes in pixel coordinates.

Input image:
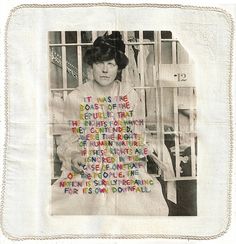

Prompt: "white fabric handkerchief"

[1,4,233,240]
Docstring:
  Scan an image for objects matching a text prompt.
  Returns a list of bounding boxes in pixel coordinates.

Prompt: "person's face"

[92,59,118,87]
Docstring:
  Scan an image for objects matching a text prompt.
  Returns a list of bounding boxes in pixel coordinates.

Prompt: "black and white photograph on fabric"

[49,30,197,216]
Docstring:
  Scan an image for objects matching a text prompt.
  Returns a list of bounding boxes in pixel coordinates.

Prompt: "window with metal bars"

[49,30,197,186]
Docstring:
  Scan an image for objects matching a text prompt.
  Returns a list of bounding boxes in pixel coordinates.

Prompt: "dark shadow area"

[158,177,197,216]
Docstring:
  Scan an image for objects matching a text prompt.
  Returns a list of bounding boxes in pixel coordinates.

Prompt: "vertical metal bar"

[157,32,162,66]
[153,67,161,177]
[173,88,180,178]
[154,31,160,84]
[158,32,164,161]
[77,31,83,86]
[61,31,68,99]
[138,31,146,143]
[153,31,159,100]
[189,88,196,176]
[172,40,180,178]
[154,31,163,176]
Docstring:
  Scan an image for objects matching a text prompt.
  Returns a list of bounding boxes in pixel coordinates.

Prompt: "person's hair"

[84,31,129,70]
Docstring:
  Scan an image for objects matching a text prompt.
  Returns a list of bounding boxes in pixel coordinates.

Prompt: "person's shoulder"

[67,82,93,99]
[121,81,141,99]
[120,80,134,95]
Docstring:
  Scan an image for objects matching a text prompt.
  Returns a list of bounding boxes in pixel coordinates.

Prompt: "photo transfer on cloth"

[49,31,197,216]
